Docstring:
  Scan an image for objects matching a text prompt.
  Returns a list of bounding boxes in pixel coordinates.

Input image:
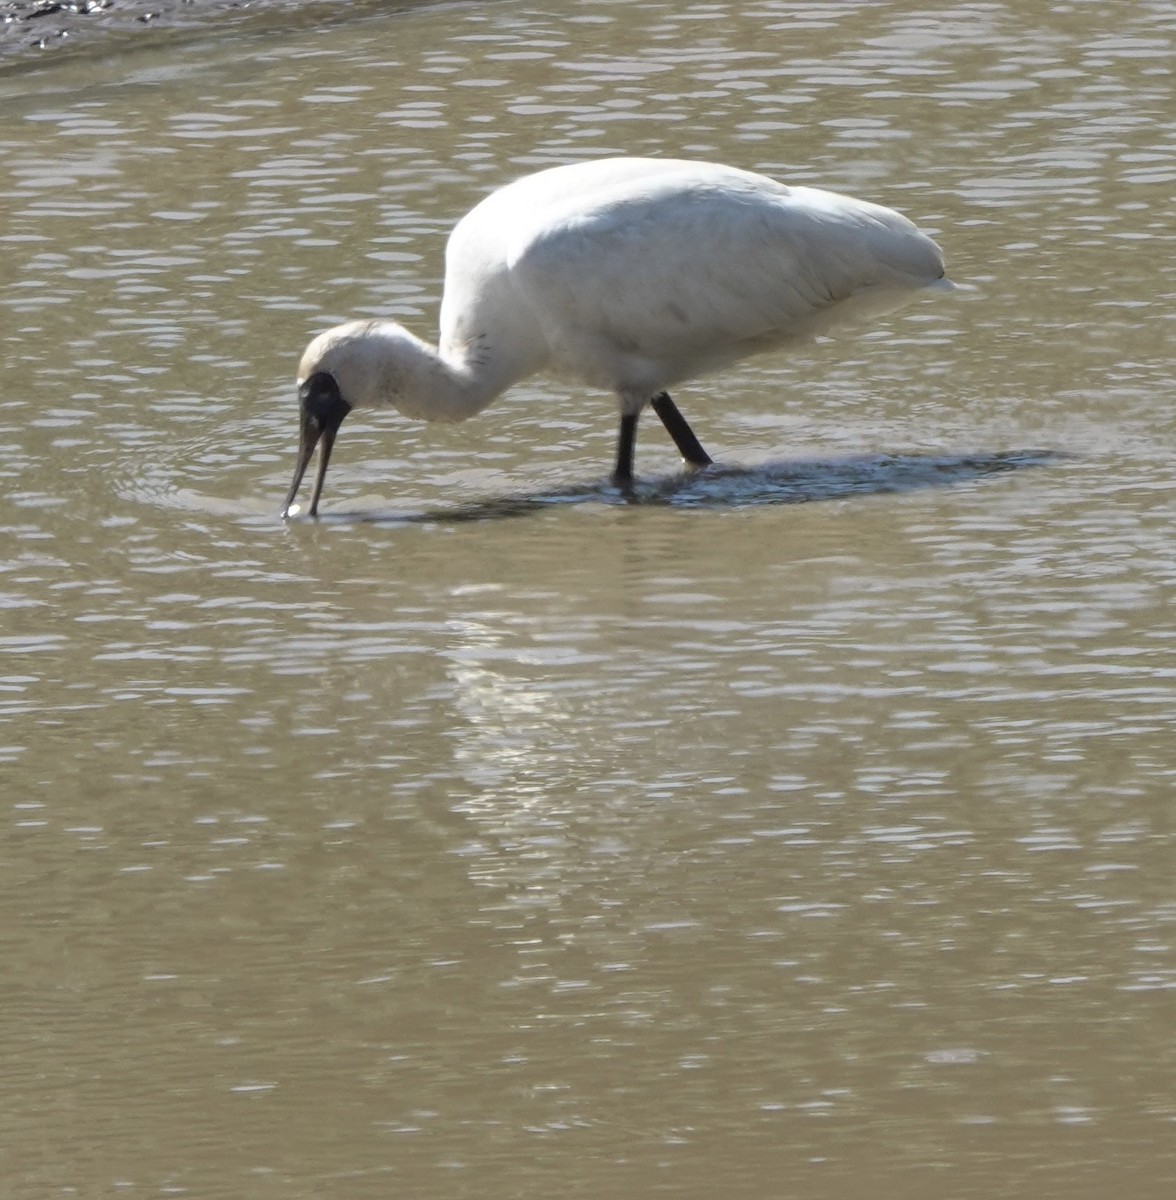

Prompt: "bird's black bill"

[281,372,351,518]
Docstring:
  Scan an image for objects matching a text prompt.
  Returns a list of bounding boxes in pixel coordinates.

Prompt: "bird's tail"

[925,275,966,293]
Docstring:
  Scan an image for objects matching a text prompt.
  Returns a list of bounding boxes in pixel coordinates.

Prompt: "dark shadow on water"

[330,449,1068,526]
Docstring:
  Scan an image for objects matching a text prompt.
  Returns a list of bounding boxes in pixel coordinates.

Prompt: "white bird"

[282,156,954,517]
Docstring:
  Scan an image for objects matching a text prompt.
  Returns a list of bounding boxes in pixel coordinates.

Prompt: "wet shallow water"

[2,1,1176,1197]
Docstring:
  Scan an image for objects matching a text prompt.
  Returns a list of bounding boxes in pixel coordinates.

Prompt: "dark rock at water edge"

[2,0,201,59]
[0,0,389,65]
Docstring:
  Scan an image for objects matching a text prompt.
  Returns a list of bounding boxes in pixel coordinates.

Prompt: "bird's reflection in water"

[332,449,1066,526]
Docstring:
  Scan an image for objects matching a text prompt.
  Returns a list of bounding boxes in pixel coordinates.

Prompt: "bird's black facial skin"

[281,371,352,519]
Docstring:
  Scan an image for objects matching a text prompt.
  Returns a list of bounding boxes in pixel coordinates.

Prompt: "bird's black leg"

[613,410,638,488]
[651,392,713,468]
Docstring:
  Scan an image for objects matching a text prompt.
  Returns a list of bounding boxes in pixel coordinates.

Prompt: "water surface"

[2,1,1175,1197]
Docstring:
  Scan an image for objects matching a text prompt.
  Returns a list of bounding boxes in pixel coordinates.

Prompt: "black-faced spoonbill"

[282,157,954,517]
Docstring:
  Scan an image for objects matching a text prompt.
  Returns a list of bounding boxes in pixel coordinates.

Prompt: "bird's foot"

[609,470,640,503]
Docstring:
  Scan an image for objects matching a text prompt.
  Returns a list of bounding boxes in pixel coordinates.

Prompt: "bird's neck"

[363,328,528,425]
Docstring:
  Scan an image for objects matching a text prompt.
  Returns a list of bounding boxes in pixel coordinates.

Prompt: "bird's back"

[439,159,950,397]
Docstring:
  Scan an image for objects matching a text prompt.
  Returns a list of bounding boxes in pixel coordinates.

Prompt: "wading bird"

[282,157,954,517]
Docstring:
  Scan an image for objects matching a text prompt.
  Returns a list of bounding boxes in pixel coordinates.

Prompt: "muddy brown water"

[2,2,1175,1197]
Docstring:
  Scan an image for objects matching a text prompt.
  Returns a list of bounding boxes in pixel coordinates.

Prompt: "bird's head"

[281,320,403,519]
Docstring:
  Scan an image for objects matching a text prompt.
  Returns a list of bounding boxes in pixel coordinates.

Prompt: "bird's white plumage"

[436,158,950,405]
[285,156,954,515]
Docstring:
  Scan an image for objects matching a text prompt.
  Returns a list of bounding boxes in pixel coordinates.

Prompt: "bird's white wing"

[503,168,945,394]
